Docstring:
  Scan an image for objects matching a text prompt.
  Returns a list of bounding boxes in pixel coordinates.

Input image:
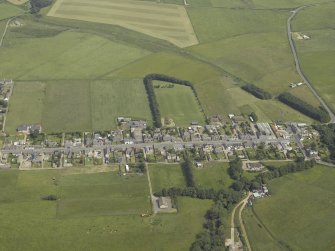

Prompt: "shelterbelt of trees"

[30,0,52,13]
[278,92,330,122]
[241,84,272,100]
[314,124,335,162]
[143,74,203,128]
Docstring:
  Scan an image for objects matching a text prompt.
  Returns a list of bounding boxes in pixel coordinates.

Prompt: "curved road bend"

[287,6,335,123]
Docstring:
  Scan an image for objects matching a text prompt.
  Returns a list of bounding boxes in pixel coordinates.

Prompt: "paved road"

[1,138,291,155]
[287,6,335,123]
[238,192,252,251]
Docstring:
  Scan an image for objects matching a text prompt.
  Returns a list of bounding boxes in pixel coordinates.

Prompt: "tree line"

[278,92,330,122]
[143,74,204,128]
[241,84,272,100]
[314,124,335,162]
[30,0,53,13]
[181,152,196,187]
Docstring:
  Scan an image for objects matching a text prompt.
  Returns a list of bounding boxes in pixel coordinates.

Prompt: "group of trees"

[30,0,53,13]
[314,124,335,162]
[249,112,258,122]
[278,92,330,122]
[241,84,272,100]
[181,152,196,187]
[143,74,203,128]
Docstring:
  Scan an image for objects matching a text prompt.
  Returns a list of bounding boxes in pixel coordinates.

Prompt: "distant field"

[0,168,212,251]
[0,31,150,80]
[292,3,335,113]
[154,81,205,126]
[243,165,335,251]
[47,0,198,47]
[0,2,22,20]
[6,79,152,133]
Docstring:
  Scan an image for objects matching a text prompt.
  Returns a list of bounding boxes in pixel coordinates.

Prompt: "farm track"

[287,5,335,123]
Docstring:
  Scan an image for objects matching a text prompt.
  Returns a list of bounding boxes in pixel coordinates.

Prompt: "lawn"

[154,81,205,126]
[148,163,185,193]
[193,161,234,190]
[0,168,212,251]
[243,165,335,251]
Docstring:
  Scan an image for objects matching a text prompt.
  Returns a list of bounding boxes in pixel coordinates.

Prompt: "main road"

[287,6,335,123]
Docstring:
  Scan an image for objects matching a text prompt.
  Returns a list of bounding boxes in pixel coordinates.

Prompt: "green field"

[0,2,22,20]
[154,81,205,126]
[6,79,152,133]
[292,3,335,113]
[47,0,198,47]
[149,163,185,193]
[243,165,335,251]
[0,168,212,251]
[193,162,234,190]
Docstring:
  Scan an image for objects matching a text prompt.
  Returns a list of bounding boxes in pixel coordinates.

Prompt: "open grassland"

[0,168,211,251]
[243,165,335,251]
[47,0,198,47]
[187,8,288,43]
[149,163,185,193]
[292,3,335,112]
[0,2,22,20]
[0,31,150,80]
[6,79,152,133]
[154,81,205,126]
[193,162,234,190]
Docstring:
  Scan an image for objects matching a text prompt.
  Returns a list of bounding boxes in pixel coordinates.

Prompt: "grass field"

[154,81,205,126]
[0,31,150,80]
[149,163,185,193]
[6,79,152,133]
[0,168,212,251]
[0,2,22,20]
[243,165,335,251]
[193,162,234,190]
[47,0,198,47]
[292,3,335,113]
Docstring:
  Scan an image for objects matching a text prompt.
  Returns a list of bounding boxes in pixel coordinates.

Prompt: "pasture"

[6,79,152,133]
[47,0,198,47]
[154,81,205,126]
[243,165,335,251]
[0,168,212,251]
[0,2,22,20]
[292,3,335,113]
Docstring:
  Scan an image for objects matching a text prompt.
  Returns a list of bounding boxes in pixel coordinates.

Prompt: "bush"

[42,194,58,201]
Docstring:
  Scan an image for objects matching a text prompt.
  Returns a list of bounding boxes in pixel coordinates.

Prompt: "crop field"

[6,79,152,133]
[243,165,335,251]
[292,3,335,113]
[0,168,212,251]
[47,0,198,47]
[154,81,205,126]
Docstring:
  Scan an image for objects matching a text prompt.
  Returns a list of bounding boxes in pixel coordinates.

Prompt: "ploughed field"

[47,0,198,47]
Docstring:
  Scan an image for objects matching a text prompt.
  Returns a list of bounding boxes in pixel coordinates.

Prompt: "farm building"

[158,197,168,209]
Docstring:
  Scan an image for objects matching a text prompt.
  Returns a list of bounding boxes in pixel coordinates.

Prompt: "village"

[0,113,325,172]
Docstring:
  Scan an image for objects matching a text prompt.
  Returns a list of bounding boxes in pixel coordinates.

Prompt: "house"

[246,162,264,171]
[158,197,168,209]
[16,124,42,134]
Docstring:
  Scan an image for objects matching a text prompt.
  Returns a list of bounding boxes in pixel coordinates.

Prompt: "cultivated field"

[0,168,212,251]
[243,165,335,251]
[6,79,152,133]
[47,0,198,47]
[154,81,205,126]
